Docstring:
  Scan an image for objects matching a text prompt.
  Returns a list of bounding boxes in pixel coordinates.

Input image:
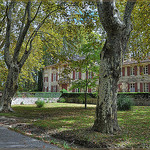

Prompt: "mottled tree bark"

[0,64,20,112]
[93,0,136,133]
[0,1,42,112]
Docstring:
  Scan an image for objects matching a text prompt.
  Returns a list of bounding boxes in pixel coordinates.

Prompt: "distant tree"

[68,32,103,108]
[129,2,150,60]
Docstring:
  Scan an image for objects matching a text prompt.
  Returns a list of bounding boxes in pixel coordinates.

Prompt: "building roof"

[44,57,150,69]
[123,58,150,65]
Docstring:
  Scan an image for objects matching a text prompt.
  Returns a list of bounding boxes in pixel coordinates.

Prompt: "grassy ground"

[0,103,150,149]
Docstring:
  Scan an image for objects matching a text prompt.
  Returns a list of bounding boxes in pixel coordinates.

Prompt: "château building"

[118,59,150,92]
[43,59,150,93]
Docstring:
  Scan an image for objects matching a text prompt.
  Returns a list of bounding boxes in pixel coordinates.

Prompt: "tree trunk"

[93,34,123,134]
[84,68,88,109]
[92,0,136,134]
[0,65,20,112]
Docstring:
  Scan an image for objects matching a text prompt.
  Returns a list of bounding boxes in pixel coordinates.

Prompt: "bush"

[58,98,66,103]
[117,95,134,111]
[35,99,45,108]
[78,94,91,104]
[60,89,68,93]
[20,101,24,105]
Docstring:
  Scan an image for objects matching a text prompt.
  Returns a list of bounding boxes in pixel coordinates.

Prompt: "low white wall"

[12,97,59,105]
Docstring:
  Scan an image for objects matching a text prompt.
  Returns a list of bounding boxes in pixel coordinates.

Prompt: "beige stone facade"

[43,59,150,93]
[118,59,150,92]
[43,63,95,93]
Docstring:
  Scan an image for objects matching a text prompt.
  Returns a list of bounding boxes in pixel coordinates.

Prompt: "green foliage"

[35,99,45,108]
[117,95,134,111]
[119,92,150,94]
[60,89,69,93]
[57,98,66,103]
[35,92,62,99]
[78,94,92,104]
[63,142,70,149]
[61,92,97,104]
[20,101,24,105]
[61,92,96,98]
[129,2,150,60]
[68,32,103,92]
[46,98,51,103]
[16,92,62,99]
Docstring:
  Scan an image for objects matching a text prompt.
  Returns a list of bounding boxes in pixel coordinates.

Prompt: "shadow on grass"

[0,105,150,149]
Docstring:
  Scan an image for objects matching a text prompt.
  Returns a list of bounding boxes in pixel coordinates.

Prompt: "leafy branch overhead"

[0,1,84,112]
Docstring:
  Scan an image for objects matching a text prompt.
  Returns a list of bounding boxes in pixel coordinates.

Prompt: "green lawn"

[0,103,150,148]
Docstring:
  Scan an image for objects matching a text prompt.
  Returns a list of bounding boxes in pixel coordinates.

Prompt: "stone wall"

[1,91,150,106]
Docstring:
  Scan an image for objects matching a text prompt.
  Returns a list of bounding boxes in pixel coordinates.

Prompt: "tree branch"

[19,2,70,68]
[13,1,33,61]
[27,0,32,22]
[19,37,34,68]
[0,40,5,49]
[18,3,28,39]
[38,31,60,43]
[24,2,68,54]
[97,0,125,33]
[4,1,14,68]
[31,1,42,22]
[123,0,137,27]
[122,0,136,54]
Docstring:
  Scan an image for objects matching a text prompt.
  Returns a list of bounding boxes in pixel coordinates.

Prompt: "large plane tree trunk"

[0,1,52,112]
[0,64,20,112]
[93,35,122,133]
[93,0,136,133]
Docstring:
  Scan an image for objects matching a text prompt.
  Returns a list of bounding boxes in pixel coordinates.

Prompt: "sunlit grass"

[0,103,150,148]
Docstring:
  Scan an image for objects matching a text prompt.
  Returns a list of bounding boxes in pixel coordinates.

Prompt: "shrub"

[46,98,51,103]
[20,101,24,105]
[78,94,91,104]
[58,98,66,103]
[117,95,134,111]
[35,99,45,108]
[60,89,68,93]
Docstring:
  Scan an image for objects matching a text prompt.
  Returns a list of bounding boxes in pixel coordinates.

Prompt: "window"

[88,72,92,79]
[130,67,135,75]
[143,66,148,75]
[44,77,48,82]
[130,83,135,92]
[120,71,122,76]
[75,72,79,80]
[75,88,80,92]
[53,73,56,81]
[53,85,57,92]
[143,83,149,92]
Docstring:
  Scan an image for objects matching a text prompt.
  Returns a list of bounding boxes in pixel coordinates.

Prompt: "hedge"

[16,92,62,98]
[60,92,150,105]
[60,92,97,104]
[61,92,97,98]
